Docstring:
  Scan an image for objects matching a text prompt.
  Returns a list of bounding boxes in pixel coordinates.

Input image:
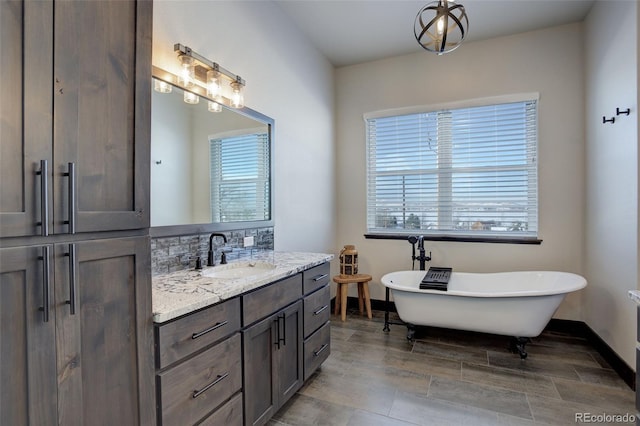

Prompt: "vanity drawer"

[158,333,242,426]
[243,273,302,326]
[303,322,331,380]
[198,392,243,426]
[156,297,241,369]
[303,285,330,338]
[303,262,330,295]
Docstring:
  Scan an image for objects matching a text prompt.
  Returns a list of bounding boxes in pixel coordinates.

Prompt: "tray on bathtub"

[420,267,452,291]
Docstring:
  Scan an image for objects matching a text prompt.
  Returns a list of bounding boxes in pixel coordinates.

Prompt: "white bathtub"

[380,270,586,340]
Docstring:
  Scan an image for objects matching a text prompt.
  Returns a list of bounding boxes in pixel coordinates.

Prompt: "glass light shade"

[208,100,222,113]
[178,55,195,87]
[153,78,172,93]
[183,91,199,104]
[206,70,221,99]
[230,81,244,109]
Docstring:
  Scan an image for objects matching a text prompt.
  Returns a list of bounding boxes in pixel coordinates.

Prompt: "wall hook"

[155,160,162,165]
[616,107,631,116]
[602,116,615,124]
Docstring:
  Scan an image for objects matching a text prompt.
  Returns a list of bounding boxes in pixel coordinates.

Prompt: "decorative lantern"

[339,245,358,277]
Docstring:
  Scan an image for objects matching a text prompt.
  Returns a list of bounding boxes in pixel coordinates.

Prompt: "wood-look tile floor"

[269,310,636,425]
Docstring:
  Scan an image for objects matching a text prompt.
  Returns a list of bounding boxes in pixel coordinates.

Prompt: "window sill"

[364,233,542,245]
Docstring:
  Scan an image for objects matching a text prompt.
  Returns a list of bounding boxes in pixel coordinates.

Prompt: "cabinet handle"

[274,316,282,349]
[36,160,49,236]
[280,313,286,347]
[64,162,76,234]
[65,244,77,315]
[192,372,229,399]
[38,246,51,322]
[312,273,328,282]
[313,343,329,357]
[313,305,328,316]
[191,320,228,339]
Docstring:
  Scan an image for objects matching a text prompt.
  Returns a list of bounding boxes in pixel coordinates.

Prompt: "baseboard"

[547,319,635,391]
[332,296,635,391]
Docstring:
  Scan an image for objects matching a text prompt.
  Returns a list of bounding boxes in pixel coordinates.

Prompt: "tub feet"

[406,324,416,341]
[510,337,530,359]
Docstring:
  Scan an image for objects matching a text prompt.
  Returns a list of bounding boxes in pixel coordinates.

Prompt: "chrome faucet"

[207,233,228,266]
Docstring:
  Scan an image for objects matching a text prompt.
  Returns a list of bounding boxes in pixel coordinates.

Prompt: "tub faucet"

[207,233,227,266]
[409,235,431,271]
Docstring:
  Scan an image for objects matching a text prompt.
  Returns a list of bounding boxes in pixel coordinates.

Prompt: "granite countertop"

[152,251,334,323]
[628,290,640,305]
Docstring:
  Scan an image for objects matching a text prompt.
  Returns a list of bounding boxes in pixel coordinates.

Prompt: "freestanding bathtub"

[380,270,586,358]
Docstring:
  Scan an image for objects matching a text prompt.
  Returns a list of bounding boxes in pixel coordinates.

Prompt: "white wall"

[153,0,335,252]
[584,0,638,368]
[150,88,192,226]
[335,24,586,320]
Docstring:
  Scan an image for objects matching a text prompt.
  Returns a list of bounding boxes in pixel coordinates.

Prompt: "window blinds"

[366,99,538,237]
[210,132,270,222]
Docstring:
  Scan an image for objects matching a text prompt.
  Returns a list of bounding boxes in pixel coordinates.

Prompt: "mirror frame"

[149,66,275,238]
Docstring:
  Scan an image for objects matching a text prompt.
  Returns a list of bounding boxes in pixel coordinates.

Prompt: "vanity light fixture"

[183,91,199,104]
[178,54,196,87]
[230,77,245,109]
[414,0,468,55]
[174,43,246,108]
[153,78,172,93]
[206,68,222,100]
[208,100,222,113]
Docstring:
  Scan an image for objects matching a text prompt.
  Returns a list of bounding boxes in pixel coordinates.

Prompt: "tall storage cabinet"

[0,1,155,425]
[1,0,149,238]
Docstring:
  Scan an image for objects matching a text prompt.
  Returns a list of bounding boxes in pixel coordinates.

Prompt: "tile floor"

[269,310,636,425]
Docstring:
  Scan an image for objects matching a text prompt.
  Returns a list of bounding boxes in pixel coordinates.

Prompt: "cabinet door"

[242,314,277,426]
[0,246,57,425]
[52,0,151,233]
[275,300,303,405]
[54,237,155,426]
[0,0,53,238]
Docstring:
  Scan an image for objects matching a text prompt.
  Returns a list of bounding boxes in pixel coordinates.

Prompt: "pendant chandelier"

[414,0,469,55]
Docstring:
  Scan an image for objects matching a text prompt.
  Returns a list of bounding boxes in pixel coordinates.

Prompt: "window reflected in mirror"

[150,68,273,232]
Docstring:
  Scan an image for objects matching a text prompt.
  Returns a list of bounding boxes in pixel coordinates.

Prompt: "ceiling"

[274,0,596,67]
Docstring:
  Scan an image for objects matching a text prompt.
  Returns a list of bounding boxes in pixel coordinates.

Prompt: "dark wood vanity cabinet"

[302,263,331,380]
[243,263,331,426]
[1,0,155,425]
[155,298,243,426]
[153,262,331,426]
[242,275,304,426]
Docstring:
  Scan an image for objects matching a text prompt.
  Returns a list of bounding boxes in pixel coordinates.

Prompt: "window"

[209,130,270,222]
[365,95,538,239]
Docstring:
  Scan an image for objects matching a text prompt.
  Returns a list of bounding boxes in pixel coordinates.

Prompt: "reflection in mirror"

[150,67,274,235]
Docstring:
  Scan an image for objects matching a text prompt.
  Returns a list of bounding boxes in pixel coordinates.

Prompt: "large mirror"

[150,67,274,237]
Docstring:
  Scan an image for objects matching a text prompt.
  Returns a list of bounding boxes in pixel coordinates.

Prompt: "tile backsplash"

[151,227,274,276]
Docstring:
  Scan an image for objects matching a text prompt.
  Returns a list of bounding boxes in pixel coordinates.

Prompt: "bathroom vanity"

[152,252,332,426]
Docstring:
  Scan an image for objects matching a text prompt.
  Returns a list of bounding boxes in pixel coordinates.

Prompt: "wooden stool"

[333,274,372,321]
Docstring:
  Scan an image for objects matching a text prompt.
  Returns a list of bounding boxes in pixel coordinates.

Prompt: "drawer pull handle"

[192,372,229,398]
[313,344,329,357]
[312,273,328,282]
[313,305,328,316]
[191,320,228,339]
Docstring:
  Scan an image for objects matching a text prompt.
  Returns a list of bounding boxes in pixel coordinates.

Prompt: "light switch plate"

[244,236,255,247]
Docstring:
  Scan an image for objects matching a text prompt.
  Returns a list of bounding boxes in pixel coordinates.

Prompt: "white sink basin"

[201,261,276,280]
